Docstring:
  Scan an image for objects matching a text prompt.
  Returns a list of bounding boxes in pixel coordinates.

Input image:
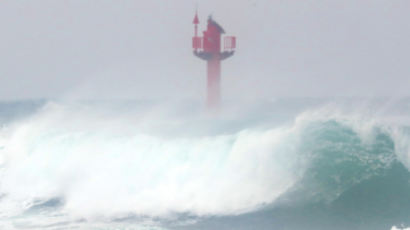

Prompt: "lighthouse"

[192,12,236,109]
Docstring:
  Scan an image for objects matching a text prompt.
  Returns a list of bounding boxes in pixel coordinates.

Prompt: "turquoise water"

[0,99,409,230]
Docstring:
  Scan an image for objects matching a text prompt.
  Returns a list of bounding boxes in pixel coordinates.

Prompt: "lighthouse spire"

[193,10,199,37]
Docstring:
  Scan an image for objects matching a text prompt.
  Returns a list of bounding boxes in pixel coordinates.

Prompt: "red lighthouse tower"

[192,12,236,108]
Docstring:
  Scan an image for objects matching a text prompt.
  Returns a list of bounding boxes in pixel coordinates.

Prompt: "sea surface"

[0,98,410,230]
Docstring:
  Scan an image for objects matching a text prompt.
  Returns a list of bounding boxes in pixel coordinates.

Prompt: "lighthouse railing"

[224,36,236,51]
[192,36,203,50]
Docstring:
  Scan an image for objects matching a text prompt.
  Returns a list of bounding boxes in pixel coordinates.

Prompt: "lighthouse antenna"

[193,9,200,37]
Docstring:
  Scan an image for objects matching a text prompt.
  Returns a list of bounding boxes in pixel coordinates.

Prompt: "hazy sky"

[1,0,410,100]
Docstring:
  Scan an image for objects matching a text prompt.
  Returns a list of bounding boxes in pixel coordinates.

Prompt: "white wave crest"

[0,102,306,219]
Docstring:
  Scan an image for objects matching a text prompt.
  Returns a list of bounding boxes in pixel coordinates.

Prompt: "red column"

[207,55,221,108]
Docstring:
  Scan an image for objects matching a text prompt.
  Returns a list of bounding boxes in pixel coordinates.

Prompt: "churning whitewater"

[0,99,410,230]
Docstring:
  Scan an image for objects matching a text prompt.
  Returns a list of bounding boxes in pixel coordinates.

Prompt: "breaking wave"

[0,100,410,229]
